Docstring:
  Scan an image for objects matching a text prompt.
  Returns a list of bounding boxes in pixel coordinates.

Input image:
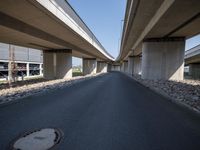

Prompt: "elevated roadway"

[0,0,113,79]
[185,44,200,79]
[118,0,200,80]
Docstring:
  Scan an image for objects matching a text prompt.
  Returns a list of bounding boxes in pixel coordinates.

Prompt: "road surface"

[0,72,200,149]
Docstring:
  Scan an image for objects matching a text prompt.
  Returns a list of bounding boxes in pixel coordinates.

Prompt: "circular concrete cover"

[12,128,62,150]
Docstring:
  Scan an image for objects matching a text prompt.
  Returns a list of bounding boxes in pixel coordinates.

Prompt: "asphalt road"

[0,72,200,150]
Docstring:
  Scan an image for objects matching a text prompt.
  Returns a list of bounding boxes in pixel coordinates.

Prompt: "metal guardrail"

[49,0,113,59]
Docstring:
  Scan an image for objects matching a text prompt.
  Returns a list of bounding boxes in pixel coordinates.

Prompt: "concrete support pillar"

[111,65,114,71]
[97,61,108,73]
[111,64,120,71]
[120,61,128,73]
[83,58,97,75]
[142,38,185,80]
[128,56,134,75]
[107,64,112,72]
[43,50,72,79]
[128,56,142,75]
[26,63,30,77]
[113,65,120,71]
[120,63,125,72]
[133,56,142,75]
[124,61,128,73]
[189,63,200,79]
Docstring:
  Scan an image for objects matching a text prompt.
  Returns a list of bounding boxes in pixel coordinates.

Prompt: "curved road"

[0,72,200,149]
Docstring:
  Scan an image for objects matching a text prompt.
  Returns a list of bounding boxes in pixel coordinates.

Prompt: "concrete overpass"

[185,44,200,79]
[0,0,114,79]
[118,0,200,80]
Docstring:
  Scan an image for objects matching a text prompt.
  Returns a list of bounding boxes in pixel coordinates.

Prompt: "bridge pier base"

[141,38,185,80]
[112,65,120,71]
[189,63,200,79]
[83,58,97,75]
[120,63,124,72]
[128,56,142,76]
[97,61,108,73]
[43,50,72,79]
[107,64,112,72]
[125,61,128,73]
[133,56,142,75]
[122,61,128,73]
[128,56,134,75]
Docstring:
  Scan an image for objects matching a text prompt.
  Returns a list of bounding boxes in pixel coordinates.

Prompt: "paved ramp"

[0,72,200,149]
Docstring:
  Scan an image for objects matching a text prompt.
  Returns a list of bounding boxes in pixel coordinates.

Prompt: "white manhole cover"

[11,128,62,150]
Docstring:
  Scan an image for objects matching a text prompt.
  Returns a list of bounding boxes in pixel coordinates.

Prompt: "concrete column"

[43,50,72,79]
[124,61,128,73]
[142,38,185,80]
[83,58,97,75]
[120,63,125,72]
[133,56,142,75]
[128,56,134,75]
[128,56,142,75]
[112,65,117,71]
[26,63,30,77]
[111,65,114,71]
[97,61,108,73]
[107,64,112,72]
[189,63,200,79]
[113,65,120,71]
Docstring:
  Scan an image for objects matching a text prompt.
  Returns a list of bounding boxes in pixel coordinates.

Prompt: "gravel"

[130,74,200,112]
[0,73,105,105]
[1,72,199,113]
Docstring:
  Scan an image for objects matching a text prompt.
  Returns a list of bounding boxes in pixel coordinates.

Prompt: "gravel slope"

[129,74,200,112]
[0,73,104,104]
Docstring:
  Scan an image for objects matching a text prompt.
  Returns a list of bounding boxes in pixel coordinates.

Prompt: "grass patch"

[73,71,83,77]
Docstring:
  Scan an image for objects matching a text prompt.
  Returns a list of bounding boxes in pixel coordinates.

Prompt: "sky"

[68,0,126,66]
[186,34,200,50]
[69,0,200,66]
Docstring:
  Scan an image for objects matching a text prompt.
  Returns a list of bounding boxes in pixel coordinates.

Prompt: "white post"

[26,63,30,77]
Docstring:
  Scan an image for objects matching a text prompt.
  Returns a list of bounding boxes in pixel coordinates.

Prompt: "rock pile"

[0,73,104,104]
[131,75,200,111]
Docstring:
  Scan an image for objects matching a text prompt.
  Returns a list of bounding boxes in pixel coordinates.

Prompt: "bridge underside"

[118,0,200,80]
[0,0,114,79]
[120,0,200,58]
[0,0,112,61]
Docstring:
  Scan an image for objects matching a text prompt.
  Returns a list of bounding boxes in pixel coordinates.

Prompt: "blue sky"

[69,0,126,66]
[186,34,200,50]
[69,0,200,66]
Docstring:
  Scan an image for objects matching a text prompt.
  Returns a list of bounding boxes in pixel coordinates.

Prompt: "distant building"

[0,43,43,80]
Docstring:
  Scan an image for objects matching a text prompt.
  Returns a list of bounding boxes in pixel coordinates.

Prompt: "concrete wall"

[142,39,185,80]
[0,43,43,63]
[0,43,43,80]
